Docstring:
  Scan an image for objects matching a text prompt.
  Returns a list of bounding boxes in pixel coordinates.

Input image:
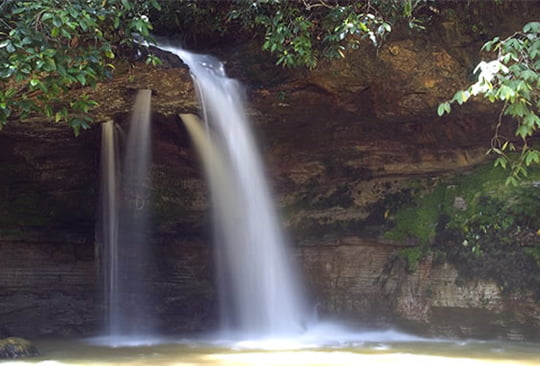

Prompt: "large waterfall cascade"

[162,45,311,338]
[94,48,430,349]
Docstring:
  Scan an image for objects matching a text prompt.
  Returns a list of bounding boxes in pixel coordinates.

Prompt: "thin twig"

[302,0,336,11]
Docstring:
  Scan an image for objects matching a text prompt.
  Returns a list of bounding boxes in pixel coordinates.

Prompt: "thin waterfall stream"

[99,120,119,335]
[99,89,153,341]
[162,45,311,338]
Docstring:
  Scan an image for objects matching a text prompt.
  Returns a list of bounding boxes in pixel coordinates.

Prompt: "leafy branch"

[0,0,161,135]
[438,21,540,185]
[227,0,433,69]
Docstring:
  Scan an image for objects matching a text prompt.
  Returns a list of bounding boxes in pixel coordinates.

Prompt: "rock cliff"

[0,1,539,340]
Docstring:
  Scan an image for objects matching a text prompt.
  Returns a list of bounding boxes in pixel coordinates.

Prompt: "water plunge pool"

[2,331,538,366]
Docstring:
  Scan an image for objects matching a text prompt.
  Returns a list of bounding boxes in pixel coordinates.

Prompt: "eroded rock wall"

[299,239,540,341]
[0,2,539,340]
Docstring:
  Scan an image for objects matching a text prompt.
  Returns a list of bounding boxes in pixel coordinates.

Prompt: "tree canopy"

[153,0,434,68]
[0,0,160,135]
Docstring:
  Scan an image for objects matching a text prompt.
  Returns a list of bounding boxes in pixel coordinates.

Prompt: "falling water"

[164,46,309,338]
[99,120,119,335]
[99,90,153,338]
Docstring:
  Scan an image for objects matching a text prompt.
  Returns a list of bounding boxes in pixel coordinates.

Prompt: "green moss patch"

[384,184,449,245]
[385,163,540,296]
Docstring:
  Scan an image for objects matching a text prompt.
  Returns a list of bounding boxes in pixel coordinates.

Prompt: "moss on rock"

[384,184,449,245]
[384,163,540,296]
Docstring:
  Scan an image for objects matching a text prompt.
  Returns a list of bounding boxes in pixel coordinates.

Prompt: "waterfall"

[99,120,119,335]
[164,46,309,338]
[99,90,153,339]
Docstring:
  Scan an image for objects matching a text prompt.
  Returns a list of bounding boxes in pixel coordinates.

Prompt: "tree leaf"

[524,150,540,165]
[504,102,528,117]
[437,102,451,116]
[523,112,540,128]
[6,42,15,53]
[497,84,516,101]
[44,104,53,117]
[523,21,540,34]
[452,90,469,105]
[76,73,86,86]
[516,124,531,138]
[494,157,508,169]
[505,176,518,186]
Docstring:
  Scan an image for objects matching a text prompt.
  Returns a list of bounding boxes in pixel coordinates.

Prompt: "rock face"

[299,240,540,341]
[0,122,99,337]
[0,2,539,340]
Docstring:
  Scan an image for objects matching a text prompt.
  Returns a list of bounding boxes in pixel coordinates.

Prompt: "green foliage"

[0,0,160,134]
[151,1,234,40]
[0,0,434,130]
[386,163,540,295]
[445,184,540,296]
[384,184,449,244]
[396,246,427,273]
[230,0,433,68]
[152,0,434,69]
[438,21,540,184]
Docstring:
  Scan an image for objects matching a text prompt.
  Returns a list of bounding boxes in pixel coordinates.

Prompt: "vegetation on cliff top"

[2,0,536,150]
[153,0,434,68]
[0,0,160,135]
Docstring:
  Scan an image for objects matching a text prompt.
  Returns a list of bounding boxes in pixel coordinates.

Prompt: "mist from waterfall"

[99,90,153,339]
[163,45,310,338]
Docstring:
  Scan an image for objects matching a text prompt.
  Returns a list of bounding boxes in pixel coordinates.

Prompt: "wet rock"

[0,337,39,359]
